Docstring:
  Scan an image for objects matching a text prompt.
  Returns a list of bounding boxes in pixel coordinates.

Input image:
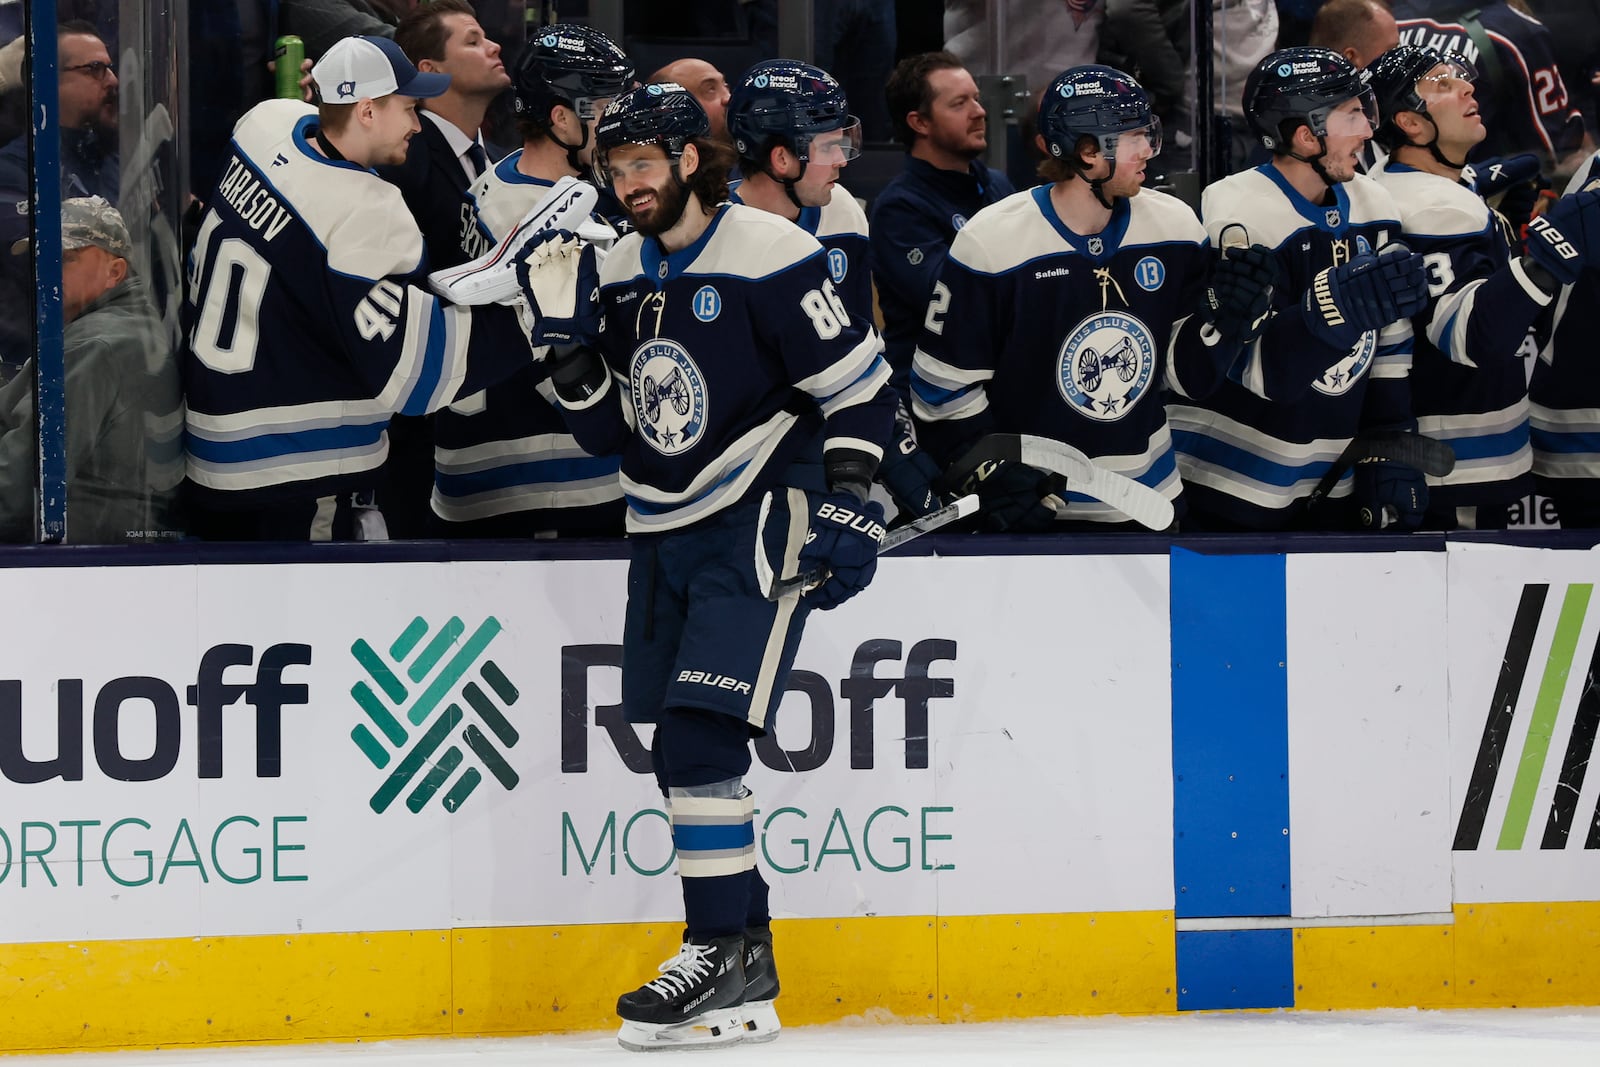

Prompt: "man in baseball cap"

[0,194,179,544]
[310,35,452,168]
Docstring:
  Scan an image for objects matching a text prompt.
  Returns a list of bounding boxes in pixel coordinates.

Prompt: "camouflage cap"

[10,195,131,258]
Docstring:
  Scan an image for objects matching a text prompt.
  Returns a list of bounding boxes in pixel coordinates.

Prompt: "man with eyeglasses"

[0,20,118,202]
[1366,45,1600,530]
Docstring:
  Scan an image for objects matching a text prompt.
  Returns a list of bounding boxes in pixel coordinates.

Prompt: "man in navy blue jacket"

[869,51,1012,395]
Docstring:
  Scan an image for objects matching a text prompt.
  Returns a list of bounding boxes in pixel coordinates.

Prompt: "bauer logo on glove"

[814,501,887,543]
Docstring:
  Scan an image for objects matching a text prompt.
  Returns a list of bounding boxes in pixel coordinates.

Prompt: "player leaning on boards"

[1170,47,1433,532]
[427,23,634,537]
[908,65,1277,531]
[1366,44,1600,530]
[515,84,896,1050]
[182,36,546,540]
[726,58,945,522]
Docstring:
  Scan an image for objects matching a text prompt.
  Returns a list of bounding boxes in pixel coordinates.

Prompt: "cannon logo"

[349,615,522,815]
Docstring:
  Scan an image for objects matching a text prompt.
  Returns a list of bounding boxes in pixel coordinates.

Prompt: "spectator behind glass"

[281,0,411,60]
[650,59,731,143]
[944,0,1105,99]
[0,197,180,543]
[0,20,120,202]
[1309,0,1399,70]
[814,0,896,143]
[869,51,1013,397]
[1392,0,1587,177]
[1522,0,1600,136]
[1213,0,1281,173]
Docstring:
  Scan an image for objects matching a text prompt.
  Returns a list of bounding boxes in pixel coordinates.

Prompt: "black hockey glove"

[1197,243,1278,346]
[1352,457,1428,531]
[798,490,887,610]
[513,229,602,349]
[877,405,945,519]
[1301,247,1428,349]
[1525,187,1600,287]
[963,459,1064,533]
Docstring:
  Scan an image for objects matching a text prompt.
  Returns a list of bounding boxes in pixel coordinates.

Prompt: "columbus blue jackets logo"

[632,340,707,454]
[1057,311,1157,421]
[1311,331,1377,397]
[827,248,848,284]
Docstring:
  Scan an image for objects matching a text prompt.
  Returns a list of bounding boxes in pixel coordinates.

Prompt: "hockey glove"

[1197,243,1278,346]
[1525,188,1600,286]
[797,490,888,610]
[1352,458,1428,531]
[1302,247,1428,349]
[513,229,602,349]
[877,405,945,519]
[963,459,1064,533]
[1465,153,1546,234]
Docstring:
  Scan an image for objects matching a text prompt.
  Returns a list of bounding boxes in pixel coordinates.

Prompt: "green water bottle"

[274,35,305,100]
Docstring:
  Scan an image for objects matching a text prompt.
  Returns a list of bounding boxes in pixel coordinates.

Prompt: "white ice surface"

[20,1008,1600,1065]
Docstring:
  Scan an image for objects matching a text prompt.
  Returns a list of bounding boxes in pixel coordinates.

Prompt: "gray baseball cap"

[10,195,131,258]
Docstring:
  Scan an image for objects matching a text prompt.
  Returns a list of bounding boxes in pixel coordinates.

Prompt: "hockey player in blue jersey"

[871,53,1015,396]
[1365,44,1591,529]
[182,36,548,540]
[517,84,895,1049]
[428,24,632,537]
[1527,152,1600,526]
[909,65,1278,531]
[727,58,944,520]
[1170,47,1433,531]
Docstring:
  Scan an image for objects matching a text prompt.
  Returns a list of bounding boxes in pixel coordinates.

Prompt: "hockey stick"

[940,434,1177,531]
[427,175,599,305]
[1305,430,1457,506]
[765,494,979,600]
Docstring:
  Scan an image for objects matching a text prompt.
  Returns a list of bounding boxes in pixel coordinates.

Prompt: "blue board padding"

[1176,929,1295,1010]
[1170,547,1291,918]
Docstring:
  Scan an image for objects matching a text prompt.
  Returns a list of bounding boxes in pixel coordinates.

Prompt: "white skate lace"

[644,943,715,1000]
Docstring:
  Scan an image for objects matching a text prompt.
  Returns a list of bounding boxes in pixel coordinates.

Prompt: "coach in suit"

[375,0,512,538]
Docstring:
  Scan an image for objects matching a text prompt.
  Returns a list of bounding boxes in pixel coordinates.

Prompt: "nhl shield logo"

[1087,236,1105,257]
[1056,311,1158,422]
[632,339,708,454]
[1325,208,1342,228]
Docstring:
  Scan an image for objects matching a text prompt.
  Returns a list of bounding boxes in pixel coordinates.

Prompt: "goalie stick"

[764,494,979,600]
[426,175,601,305]
[1305,430,1457,507]
[940,434,1177,531]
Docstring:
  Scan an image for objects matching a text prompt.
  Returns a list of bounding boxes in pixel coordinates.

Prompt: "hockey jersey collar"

[492,151,557,187]
[1029,184,1132,262]
[1258,162,1353,234]
[726,184,822,235]
[291,115,369,173]
[638,202,730,286]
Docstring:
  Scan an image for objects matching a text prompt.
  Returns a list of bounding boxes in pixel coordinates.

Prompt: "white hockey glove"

[426,174,599,305]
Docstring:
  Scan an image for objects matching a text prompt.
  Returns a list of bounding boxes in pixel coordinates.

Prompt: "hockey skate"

[616,934,746,1052]
[740,924,781,1043]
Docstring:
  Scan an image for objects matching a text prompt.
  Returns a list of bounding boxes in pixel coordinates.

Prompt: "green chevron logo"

[348,615,521,815]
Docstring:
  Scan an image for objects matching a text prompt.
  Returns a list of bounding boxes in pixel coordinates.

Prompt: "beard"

[626,176,689,237]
